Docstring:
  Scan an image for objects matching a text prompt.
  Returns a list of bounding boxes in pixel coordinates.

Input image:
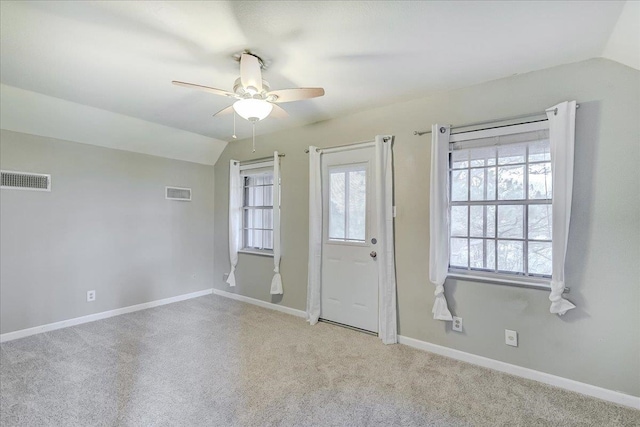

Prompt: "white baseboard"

[0,288,213,343]
[398,335,640,410]
[212,288,307,318]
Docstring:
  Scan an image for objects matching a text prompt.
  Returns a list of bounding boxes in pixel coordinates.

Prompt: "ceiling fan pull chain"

[232,112,237,139]
[252,122,256,153]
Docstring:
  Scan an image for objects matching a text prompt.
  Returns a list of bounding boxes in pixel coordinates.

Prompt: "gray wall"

[213,58,640,396]
[1,130,215,334]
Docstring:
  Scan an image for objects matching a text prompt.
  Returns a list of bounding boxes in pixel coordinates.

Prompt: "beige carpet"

[1,294,638,426]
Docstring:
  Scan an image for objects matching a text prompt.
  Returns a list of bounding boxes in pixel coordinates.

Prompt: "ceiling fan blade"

[267,88,325,103]
[172,81,237,98]
[212,105,234,117]
[269,104,289,119]
[240,53,263,93]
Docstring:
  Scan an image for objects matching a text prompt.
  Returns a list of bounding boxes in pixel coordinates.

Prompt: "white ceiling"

[1,1,637,143]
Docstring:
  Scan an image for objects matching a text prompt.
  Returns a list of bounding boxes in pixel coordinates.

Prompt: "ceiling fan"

[172,52,324,148]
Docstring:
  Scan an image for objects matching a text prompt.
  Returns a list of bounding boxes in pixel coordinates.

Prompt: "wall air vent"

[166,186,191,201]
[1,170,51,191]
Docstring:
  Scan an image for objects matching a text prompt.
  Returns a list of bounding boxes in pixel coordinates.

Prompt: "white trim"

[449,120,549,142]
[447,271,551,290]
[212,289,306,318]
[240,161,274,171]
[398,335,640,410]
[238,249,274,257]
[0,288,213,343]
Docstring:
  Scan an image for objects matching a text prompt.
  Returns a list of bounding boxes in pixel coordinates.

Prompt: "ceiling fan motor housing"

[233,77,270,99]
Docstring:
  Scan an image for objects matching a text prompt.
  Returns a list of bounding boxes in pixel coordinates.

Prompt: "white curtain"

[270,151,283,295]
[429,124,453,321]
[375,135,398,344]
[306,146,322,324]
[226,160,242,287]
[547,101,577,315]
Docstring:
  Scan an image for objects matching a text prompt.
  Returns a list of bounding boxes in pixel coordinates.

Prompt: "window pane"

[487,205,496,238]
[498,165,524,200]
[452,150,469,169]
[450,238,468,268]
[253,209,263,229]
[468,205,496,238]
[529,139,550,162]
[329,172,346,239]
[264,185,273,206]
[486,167,496,200]
[347,170,366,241]
[245,228,253,248]
[498,144,526,165]
[528,163,552,200]
[263,209,273,230]
[263,230,274,250]
[451,170,468,201]
[451,206,468,237]
[244,209,252,229]
[486,240,496,271]
[254,186,264,206]
[497,240,523,273]
[470,147,496,167]
[469,239,485,269]
[470,168,485,201]
[498,205,524,238]
[263,173,274,185]
[252,229,263,249]
[528,242,552,276]
[528,205,552,240]
[469,206,483,237]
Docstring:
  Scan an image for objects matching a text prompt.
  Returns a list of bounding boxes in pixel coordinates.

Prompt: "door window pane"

[329,165,367,242]
[329,171,346,240]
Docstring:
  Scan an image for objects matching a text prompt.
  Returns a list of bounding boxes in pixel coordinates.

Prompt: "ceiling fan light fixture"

[233,99,273,121]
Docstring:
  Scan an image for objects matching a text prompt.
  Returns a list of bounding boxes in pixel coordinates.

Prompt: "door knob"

[370,251,377,258]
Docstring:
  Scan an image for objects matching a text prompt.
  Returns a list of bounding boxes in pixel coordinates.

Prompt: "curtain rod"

[234,154,285,166]
[304,136,391,153]
[413,104,580,136]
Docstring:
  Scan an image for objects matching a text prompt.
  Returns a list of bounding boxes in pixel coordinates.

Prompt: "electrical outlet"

[505,329,518,347]
[452,316,463,332]
[87,290,96,302]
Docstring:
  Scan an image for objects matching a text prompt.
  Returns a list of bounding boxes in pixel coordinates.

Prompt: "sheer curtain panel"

[227,160,242,286]
[429,125,454,321]
[547,101,577,315]
[270,151,283,294]
[306,147,322,324]
[375,135,398,344]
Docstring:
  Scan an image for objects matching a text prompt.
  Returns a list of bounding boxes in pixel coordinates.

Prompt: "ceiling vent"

[1,170,51,191]
[166,186,191,201]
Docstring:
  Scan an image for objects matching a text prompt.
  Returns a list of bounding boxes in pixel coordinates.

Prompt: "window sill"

[238,249,274,258]
[447,270,552,291]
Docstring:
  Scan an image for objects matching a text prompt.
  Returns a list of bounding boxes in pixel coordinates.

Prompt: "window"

[328,164,367,243]
[448,122,552,283]
[241,165,274,253]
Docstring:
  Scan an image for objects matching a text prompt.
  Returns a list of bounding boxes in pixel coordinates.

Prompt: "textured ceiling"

[0,1,633,142]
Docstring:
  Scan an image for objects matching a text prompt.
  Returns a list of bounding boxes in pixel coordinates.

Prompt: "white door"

[320,147,379,332]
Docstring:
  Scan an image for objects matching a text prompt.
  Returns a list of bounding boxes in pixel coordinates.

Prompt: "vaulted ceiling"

[1,1,637,142]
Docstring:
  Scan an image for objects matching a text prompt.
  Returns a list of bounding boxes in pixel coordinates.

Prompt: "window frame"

[447,120,553,289]
[239,161,276,257]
